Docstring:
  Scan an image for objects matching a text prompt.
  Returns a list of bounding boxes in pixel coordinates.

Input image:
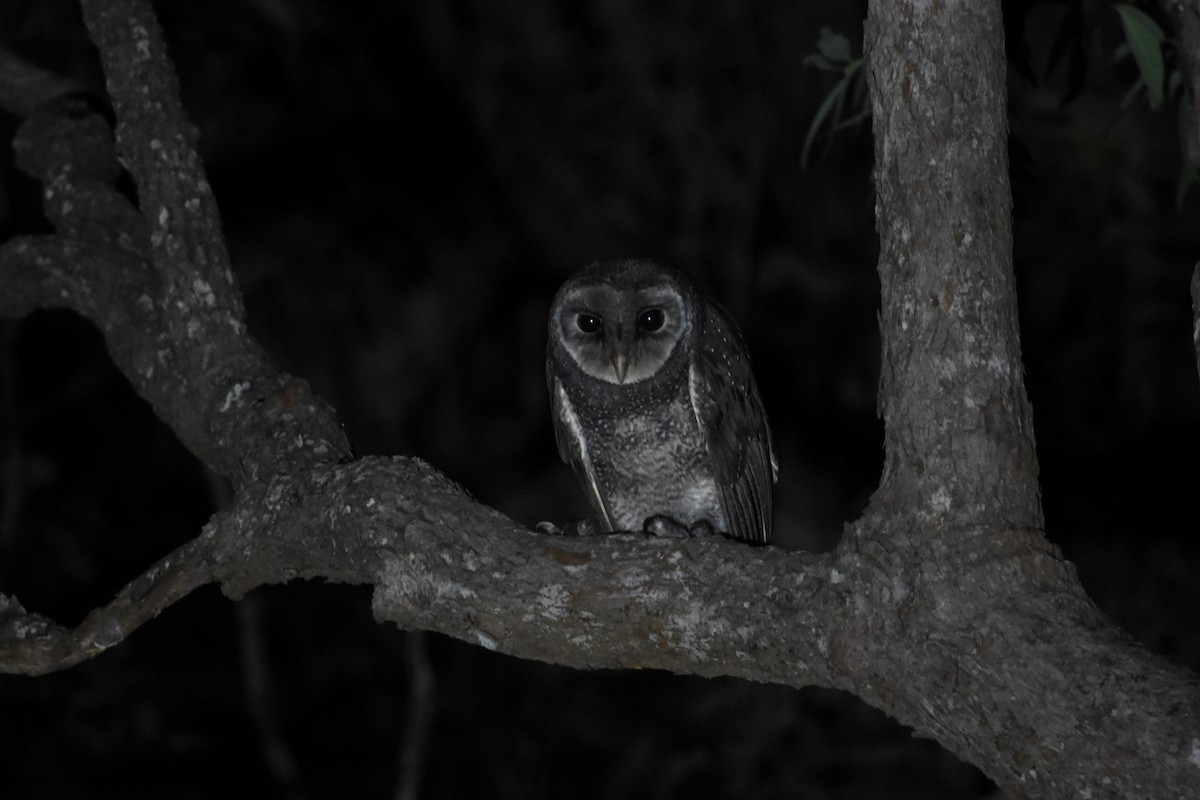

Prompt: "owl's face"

[552,274,690,385]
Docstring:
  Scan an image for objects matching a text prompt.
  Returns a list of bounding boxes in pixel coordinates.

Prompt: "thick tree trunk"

[0,1,1197,798]
[858,1,1200,796]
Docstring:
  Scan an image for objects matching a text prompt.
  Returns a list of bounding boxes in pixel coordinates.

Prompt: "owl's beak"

[611,352,630,383]
[608,324,630,383]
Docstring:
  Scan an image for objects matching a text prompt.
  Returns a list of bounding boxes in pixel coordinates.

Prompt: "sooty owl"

[546,259,777,543]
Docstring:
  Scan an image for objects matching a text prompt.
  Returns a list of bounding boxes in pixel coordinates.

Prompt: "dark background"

[1,1,1197,798]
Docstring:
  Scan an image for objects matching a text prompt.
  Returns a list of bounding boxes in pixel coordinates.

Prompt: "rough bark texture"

[0,1,1198,798]
[859,2,1200,796]
[869,1,1041,534]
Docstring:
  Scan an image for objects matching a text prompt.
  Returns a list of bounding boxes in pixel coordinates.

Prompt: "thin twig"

[239,595,307,800]
[0,521,216,675]
[395,631,436,800]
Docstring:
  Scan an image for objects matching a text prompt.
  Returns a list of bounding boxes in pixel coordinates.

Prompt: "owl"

[546,259,776,543]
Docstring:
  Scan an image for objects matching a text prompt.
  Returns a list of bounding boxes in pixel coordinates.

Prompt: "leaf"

[802,31,867,168]
[803,54,837,72]
[1114,5,1165,109]
[802,76,849,168]
[832,106,871,133]
[816,27,852,64]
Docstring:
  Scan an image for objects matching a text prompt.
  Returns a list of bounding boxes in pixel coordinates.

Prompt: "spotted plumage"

[546,258,776,543]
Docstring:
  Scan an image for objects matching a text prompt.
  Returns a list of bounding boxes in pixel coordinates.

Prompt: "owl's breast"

[587,393,725,532]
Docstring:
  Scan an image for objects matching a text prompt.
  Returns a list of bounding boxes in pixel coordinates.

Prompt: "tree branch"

[865,0,1040,534]
[0,531,212,674]
[0,455,840,684]
[856,0,1200,796]
[1,9,353,488]
[79,0,243,318]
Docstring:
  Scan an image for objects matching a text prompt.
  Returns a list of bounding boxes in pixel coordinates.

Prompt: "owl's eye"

[637,308,665,332]
[576,313,603,333]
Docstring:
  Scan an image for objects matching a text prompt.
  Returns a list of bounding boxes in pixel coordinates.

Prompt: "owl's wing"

[549,373,616,532]
[688,308,777,544]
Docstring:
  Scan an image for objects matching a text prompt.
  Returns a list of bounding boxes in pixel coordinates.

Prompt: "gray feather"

[688,304,776,543]
[548,374,615,531]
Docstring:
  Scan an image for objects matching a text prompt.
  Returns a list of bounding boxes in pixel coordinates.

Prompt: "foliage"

[1114,4,1166,108]
[801,27,868,168]
[1111,3,1196,201]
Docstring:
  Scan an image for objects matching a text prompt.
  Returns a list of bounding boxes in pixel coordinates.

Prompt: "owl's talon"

[643,515,691,539]
[571,519,599,536]
[537,519,600,536]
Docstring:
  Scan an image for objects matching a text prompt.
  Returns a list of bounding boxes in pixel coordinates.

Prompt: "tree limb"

[866,0,1040,534]
[857,0,1200,796]
[1,7,352,490]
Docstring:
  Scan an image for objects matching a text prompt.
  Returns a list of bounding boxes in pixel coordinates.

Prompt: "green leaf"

[832,106,871,133]
[802,31,867,168]
[803,54,837,72]
[802,77,849,168]
[1115,5,1165,109]
[816,27,852,64]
